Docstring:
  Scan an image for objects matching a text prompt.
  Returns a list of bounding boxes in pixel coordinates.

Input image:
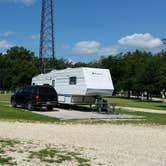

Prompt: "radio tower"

[39,0,55,73]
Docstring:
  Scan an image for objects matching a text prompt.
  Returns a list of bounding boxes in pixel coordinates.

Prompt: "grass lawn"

[115,109,166,125]
[0,94,60,123]
[0,93,11,102]
[0,94,166,125]
[106,97,166,111]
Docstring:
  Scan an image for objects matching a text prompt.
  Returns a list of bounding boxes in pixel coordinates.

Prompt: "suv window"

[16,87,24,94]
[39,86,57,95]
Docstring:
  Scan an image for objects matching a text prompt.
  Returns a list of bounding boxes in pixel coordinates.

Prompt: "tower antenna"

[39,0,55,73]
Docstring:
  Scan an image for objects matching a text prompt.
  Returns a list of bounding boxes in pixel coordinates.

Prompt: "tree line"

[0,46,166,99]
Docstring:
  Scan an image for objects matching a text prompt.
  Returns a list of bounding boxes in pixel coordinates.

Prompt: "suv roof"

[16,85,56,94]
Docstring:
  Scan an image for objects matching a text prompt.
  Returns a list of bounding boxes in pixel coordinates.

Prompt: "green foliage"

[0,46,166,97]
[0,47,38,90]
[99,50,166,97]
[0,47,73,90]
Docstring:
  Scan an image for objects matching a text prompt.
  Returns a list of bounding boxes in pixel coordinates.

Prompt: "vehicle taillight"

[35,96,39,102]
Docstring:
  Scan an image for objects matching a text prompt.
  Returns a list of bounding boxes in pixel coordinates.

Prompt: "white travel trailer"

[32,67,114,105]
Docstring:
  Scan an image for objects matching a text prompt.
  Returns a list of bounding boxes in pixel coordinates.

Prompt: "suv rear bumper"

[35,101,58,107]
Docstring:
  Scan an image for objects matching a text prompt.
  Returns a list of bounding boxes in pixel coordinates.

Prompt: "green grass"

[0,138,91,166]
[0,94,60,123]
[29,147,90,166]
[0,139,20,148]
[116,109,166,125]
[1,94,166,125]
[106,97,166,110]
[0,94,11,102]
[0,103,60,123]
[0,139,19,166]
[0,156,16,166]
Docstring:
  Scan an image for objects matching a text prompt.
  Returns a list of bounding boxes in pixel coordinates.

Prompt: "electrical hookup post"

[96,96,102,113]
[96,96,116,113]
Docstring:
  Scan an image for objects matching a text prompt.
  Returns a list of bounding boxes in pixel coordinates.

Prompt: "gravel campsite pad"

[0,121,166,166]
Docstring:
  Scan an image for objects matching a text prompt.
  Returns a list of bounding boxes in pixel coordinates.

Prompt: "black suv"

[11,85,58,111]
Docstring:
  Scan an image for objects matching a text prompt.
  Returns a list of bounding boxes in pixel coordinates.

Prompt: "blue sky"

[0,0,166,62]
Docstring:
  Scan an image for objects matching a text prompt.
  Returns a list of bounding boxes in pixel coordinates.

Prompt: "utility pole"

[39,0,55,73]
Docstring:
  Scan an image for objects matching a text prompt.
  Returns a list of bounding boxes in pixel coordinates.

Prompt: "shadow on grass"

[156,105,166,108]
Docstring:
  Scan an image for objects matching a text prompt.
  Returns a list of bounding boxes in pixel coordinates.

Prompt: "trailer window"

[69,77,77,85]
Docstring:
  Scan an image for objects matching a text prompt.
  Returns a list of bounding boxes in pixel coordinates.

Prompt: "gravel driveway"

[33,108,139,119]
[0,121,166,166]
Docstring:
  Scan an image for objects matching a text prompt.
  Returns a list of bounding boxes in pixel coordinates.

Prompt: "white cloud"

[73,41,101,54]
[70,33,163,57]
[72,41,119,56]
[0,40,13,49]
[118,33,163,48]
[31,34,40,40]
[99,47,119,56]
[0,31,14,37]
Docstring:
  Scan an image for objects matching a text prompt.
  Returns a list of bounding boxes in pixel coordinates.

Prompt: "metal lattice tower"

[39,0,55,73]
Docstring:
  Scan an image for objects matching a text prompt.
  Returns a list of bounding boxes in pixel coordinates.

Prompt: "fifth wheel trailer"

[32,67,114,105]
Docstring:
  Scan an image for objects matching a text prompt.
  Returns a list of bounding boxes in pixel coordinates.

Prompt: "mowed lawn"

[1,94,166,125]
[0,94,60,123]
[106,97,166,110]
[0,93,11,102]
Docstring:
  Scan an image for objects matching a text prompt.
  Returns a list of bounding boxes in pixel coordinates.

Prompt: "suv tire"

[27,102,35,111]
[47,106,53,111]
[11,99,17,107]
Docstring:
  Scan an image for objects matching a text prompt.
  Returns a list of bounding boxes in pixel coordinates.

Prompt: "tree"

[0,47,38,90]
[100,55,125,93]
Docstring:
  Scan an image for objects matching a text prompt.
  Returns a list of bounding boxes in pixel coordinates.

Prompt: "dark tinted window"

[32,87,38,94]
[16,87,24,94]
[39,86,57,95]
[24,86,32,93]
[69,77,77,85]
